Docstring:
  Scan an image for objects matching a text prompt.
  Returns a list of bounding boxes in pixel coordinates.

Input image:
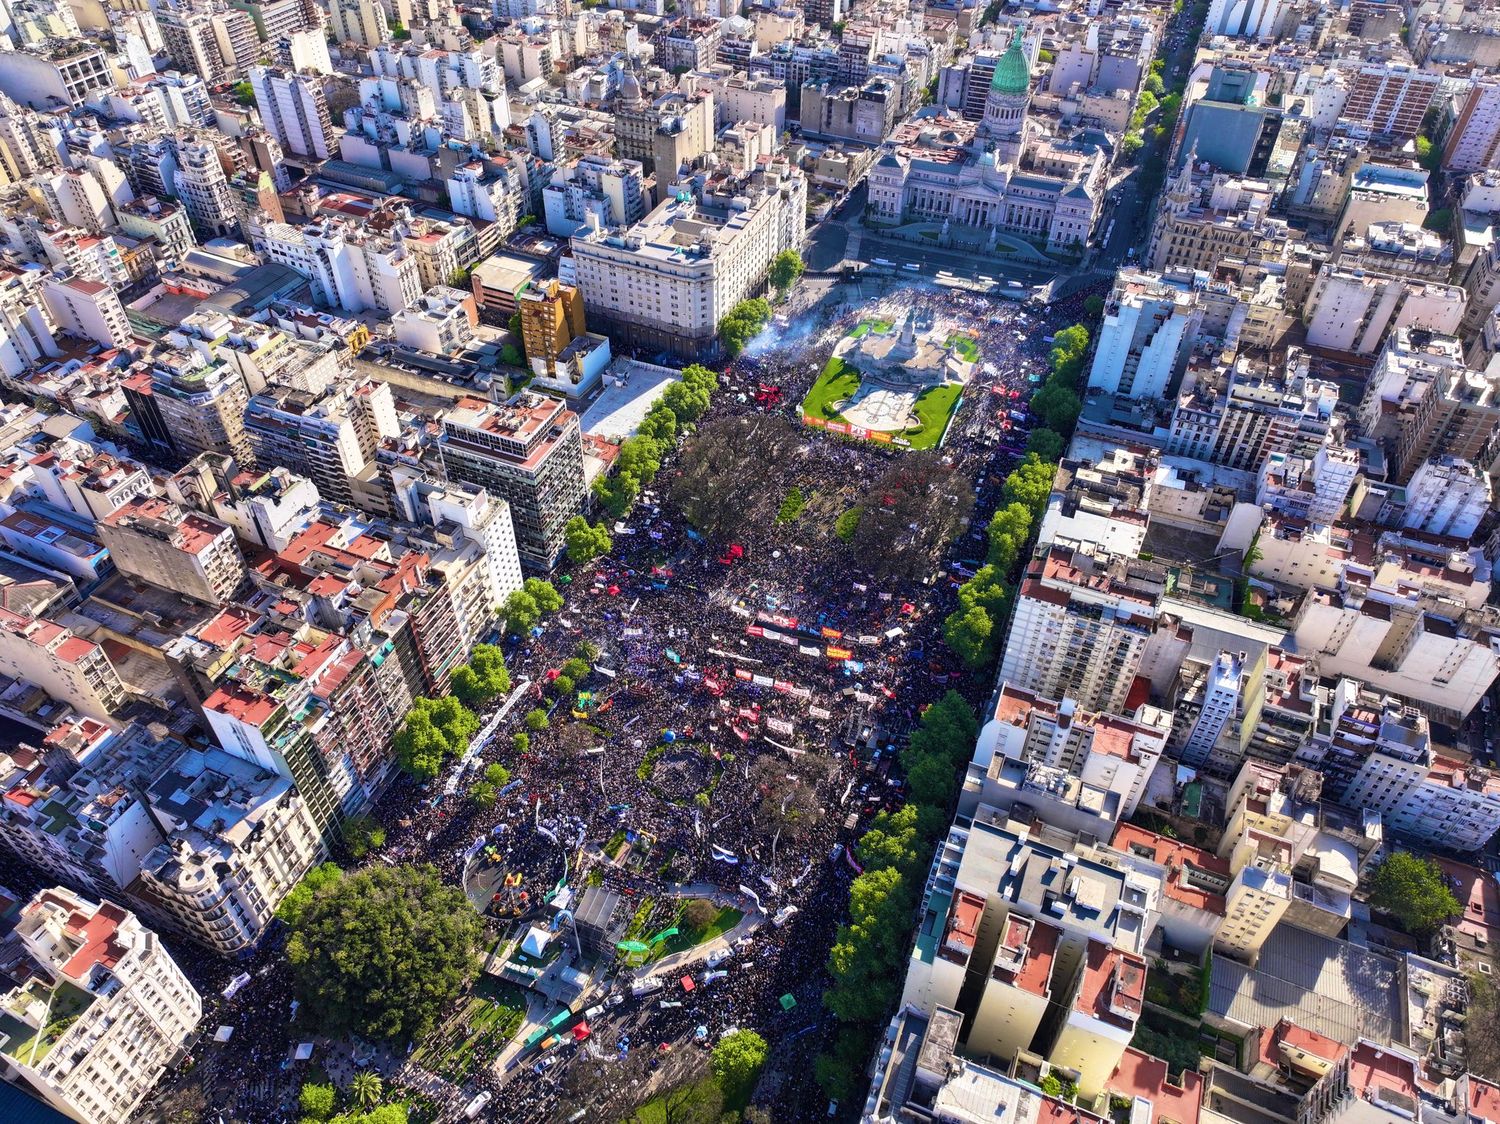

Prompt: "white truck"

[631,975,664,997]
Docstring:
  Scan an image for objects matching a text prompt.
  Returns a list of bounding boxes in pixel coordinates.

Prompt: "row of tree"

[593,363,719,518]
[816,692,979,1102]
[1029,323,1090,435]
[942,452,1056,668]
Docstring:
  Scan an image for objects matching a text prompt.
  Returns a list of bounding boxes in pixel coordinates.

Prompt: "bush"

[300,1082,336,1121]
[524,708,549,731]
[834,507,862,542]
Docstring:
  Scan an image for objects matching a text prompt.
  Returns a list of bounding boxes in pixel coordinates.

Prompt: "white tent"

[521,926,552,958]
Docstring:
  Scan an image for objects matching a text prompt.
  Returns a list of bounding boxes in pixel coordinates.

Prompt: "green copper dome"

[990,35,1030,95]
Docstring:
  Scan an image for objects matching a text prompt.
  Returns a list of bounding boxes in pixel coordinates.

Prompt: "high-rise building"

[40,277,132,351]
[1360,328,1500,482]
[158,8,230,85]
[999,546,1166,714]
[244,379,399,506]
[1087,271,1204,402]
[1204,0,1283,38]
[121,349,256,464]
[173,137,239,239]
[518,279,586,376]
[328,0,386,46]
[1443,78,1500,173]
[1338,61,1441,142]
[97,495,248,606]
[248,66,333,160]
[0,888,201,1124]
[0,607,127,721]
[1400,457,1491,539]
[438,393,587,571]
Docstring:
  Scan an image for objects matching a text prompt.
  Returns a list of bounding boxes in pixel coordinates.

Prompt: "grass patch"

[800,356,861,421]
[629,1076,725,1124]
[945,332,980,362]
[901,384,963,450]
[776,486,809,524]
[660,903,743,956]
[848,319,894,339]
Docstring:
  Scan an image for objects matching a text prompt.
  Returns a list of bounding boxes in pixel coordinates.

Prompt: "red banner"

[820,626,843,640]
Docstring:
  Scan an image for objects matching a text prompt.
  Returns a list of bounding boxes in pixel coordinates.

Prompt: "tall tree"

[286,865,482,1043]
[1368,852,1460,934]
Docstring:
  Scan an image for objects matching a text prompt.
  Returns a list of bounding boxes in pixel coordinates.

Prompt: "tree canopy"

[768,249,805,296]
[711,1029,769,1104]
[286,864,482,1043]
[1368,852,1459,934]
[564,515,613,564]
[719,298,772,357]
[449,643,510,707]
[849,454,975,581]
[393,696,478,780]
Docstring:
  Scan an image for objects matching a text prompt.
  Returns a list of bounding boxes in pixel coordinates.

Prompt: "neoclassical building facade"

[866,33,1104,254]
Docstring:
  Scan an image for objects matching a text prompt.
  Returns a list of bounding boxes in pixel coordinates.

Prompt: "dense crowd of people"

[141,278,1102,1123]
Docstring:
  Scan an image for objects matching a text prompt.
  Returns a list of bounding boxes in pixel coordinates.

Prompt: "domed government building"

[866,29,1107,255]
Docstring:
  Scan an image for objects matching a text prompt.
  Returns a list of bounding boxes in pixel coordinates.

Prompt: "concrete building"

[1166,352,1340,471]
[1256,444,1359,525]
[248,66,333,161]
[135,743,323,955]
[542,155,648,239]
[1443,78,1500,174]
[244,379,398,507]
[390,286,477,355]
[1338,61,1441,142]
[1111,825,1227,954]
[1401,457,1491,539]
[1088,271,1203,402]
[98,495,247,606]
[1303,268,1466,357]
[897,805,1151,1072]
[1317,683,1500,851]
[571,160,805,361]
[0,888,200,1124]
[1204,0,1284,39]
[256,218,422,315]
[998,546,1165,714]
[800,77,900,145]
[328,0,385,47]
[0,607,126,721]
[0,41,114,107]
[1359,329,1500,483]
[116,196,196,265]
[438,393,587,571]
[1291,583,1500,726]
[173,138,239,239]
[39,277,130,351]
[389,470,524,610]
[516,279,609,397]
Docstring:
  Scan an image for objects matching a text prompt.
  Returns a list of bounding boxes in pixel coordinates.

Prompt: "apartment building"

[1359,328,1500,482]
[248,66,333,161]
[0,41,115,108]
[98,496,247,606]
[1337,60,1441,142]
[972,683,1167,822]
[1167,351,1340,470]
[39,277,131,351]
[1303,268,1466,357]
[0,888,200,1124]
[570,161,806,360]
[173,137,240,239]
[1317,684,1500,851]
[1087,271,1204,402]
[257,217,422,315]
[438,393,586,570]
[390,286,477,355]
[116,196,196,264]
[327,0,385,47]
[541,154,648,239]
[135,743,322,955]
[1444,78,1500,173]
[1111,825,1228,954]
[998,546,1165,714]
[899,805,1152,1083]
[0,607,126,721]
[244,379,398,507]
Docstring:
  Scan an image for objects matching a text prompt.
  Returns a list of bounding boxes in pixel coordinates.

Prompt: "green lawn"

[946,333,980,362]
[800,356,861,421]
[902,384,963,450]
[660,902,743,956]
[848,319,895,340]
